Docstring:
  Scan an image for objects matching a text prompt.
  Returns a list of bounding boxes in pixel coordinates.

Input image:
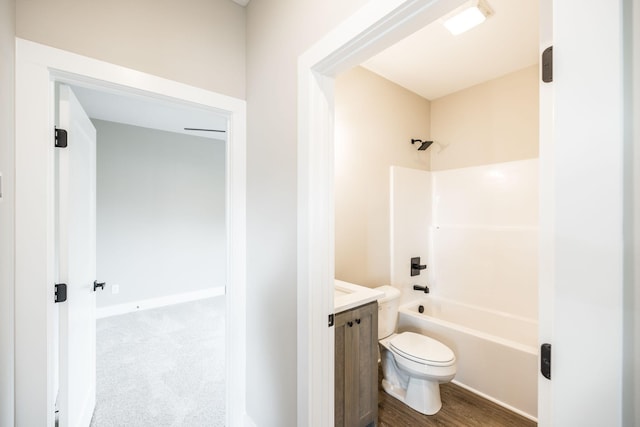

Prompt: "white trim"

[537,0,553,424]
[95,287,226,319]
[297,1,466,425]
[551,1,625,424]
[15,38,246,426]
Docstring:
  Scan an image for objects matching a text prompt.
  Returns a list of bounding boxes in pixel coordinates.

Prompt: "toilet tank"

[375,285,401,339]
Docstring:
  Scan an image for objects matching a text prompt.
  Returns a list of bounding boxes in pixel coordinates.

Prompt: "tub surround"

[390,166,433,305]
[431,159,539,319]
[391,159,539,318]
[334,280,384,314]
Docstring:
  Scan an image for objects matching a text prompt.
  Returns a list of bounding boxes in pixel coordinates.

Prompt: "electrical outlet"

[112,284,120,295]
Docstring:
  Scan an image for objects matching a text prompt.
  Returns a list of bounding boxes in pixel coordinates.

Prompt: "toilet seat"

[390,332,455,367]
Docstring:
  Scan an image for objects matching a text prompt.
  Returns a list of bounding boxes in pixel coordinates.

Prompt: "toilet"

[376,285,457,415]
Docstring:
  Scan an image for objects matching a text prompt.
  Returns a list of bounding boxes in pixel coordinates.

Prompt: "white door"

[57,84,97,427]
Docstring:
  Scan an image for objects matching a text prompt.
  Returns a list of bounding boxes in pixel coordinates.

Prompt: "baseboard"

[96,287,225,319]
[451,380,538,422]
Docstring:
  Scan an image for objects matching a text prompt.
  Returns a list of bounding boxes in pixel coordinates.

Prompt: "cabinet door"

[351,302,378,427]
[335,303,379,427]
[334,310,350,427]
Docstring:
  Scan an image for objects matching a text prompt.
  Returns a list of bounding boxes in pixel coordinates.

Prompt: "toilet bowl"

[376,286,457,415]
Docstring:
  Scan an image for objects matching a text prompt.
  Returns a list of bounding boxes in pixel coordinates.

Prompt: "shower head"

[411,139,433,151]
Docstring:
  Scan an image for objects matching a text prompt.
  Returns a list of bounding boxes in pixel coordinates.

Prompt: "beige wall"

[245,1,368,425]
[334,66,430,288]
[430,65,539,171]
[0,0,15,425]
[16,0,246,99]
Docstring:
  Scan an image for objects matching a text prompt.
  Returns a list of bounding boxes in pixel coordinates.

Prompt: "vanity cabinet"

[335,301,378,427]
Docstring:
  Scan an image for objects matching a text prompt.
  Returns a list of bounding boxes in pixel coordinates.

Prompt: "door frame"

[296,1,467,424]
[15,38,247,426]
[297,0,628,425]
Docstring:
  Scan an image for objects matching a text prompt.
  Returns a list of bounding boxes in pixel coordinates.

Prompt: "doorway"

[298,0,628,426]
[15,38,247,426]
[333,0,539,419]
[53,83,229,425]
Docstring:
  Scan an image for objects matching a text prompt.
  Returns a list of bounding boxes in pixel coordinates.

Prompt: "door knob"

[93,280,106,292]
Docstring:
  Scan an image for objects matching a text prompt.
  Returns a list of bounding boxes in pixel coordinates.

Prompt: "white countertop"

[334,280,385,314]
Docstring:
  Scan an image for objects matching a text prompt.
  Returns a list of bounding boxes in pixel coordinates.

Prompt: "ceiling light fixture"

[442,0,493,36]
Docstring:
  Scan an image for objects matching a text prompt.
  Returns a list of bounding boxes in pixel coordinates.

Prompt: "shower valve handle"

[410,257,427,276]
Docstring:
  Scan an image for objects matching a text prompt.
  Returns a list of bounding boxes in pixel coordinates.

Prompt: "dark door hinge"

[55,128,68,148]
[54,283,67,303]
[328,313,334,327]
[542,46,553,83]
[541,343,551,380]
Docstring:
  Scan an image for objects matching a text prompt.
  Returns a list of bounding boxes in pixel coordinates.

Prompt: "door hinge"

[541,343,551,380]
[328,313,334,327]
[542,46,553,83]
[54,283,67,303]
[55,128,68,148]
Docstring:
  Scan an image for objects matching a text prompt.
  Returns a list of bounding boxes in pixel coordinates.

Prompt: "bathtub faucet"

[413,285,429,294]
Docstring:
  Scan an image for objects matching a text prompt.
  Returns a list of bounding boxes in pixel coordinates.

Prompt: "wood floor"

[377,369,537,427]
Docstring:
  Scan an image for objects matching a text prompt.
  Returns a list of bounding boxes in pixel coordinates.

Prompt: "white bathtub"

[398,297,538,421]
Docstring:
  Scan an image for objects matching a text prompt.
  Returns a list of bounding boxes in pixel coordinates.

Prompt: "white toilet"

[376,285,457,415]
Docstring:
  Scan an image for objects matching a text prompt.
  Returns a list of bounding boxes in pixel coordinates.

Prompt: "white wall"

[432,159,539,319]
[94,120,226,308]
[245,1,369,424]
[335,66,430,288]
[16,0,246,99]
[0,0,15,425]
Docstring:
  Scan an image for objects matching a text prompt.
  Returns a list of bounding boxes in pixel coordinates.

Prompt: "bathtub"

[398,297,538,421]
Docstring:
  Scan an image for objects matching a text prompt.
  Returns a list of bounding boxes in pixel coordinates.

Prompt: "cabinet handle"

[347,321,353,327]
[355,318,361,325]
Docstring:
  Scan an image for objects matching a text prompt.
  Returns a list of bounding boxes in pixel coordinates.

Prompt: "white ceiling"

[71,85,228,141]
[362,0,539,100]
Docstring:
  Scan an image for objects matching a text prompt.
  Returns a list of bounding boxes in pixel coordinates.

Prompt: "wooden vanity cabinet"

[334,301,378,427]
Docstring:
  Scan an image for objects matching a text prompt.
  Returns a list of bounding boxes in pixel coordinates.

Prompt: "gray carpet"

[90,297,226,426]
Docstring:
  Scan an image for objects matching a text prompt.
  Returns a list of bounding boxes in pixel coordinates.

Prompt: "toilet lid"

[390,332,455,366]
